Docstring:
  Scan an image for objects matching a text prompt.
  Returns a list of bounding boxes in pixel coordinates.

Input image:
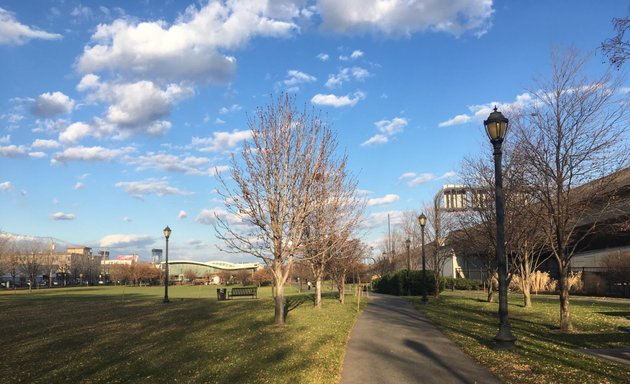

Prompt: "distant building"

[163,260,262,283]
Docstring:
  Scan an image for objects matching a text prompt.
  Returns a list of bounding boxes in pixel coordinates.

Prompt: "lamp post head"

[418,213,427,228]
[163,226,172,239]
[484,106,509,143]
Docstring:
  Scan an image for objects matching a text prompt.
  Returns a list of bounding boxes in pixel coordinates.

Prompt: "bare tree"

[18,240,47,291]
[514,48,628,332]
[216,94,345,325]
[601,16,629,68]
[424,198,459,299]
[300,150,363,308]
[327,239,365,304]
[0,232,9,280]
[234,269,252,286]
[458,155,502,302]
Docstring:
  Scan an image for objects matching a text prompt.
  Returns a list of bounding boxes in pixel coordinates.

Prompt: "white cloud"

[311,91,366,107]
[196,207,243,226]
[30,91,74,117]
[367,194,400,206]
[438,171,457,179]
[29,151,46,158]
[351,50,364,59]
[361,210,403,230]
[211,165,230,176]
[127,153,212,176]
[317,53,329,61]
[439,92,534,127]
[74,182,85,190]
[283,70,316,89]
[317,0,494,37]
[115,179,193,197]
[87,79,193,129]
[192,129,251,152]
[122,216,131,222]
[31,139,61,149]
[76,74,100,91]
[76,1,302,83]
[219,104,243,115]
[407,173,434,186]
[0,181,12,191]
[0,7,62,45]
[49,212,76,220]
[0,135,9,144]
[178,210,188,220]
[362,117,407,146]
[59,122,93,144]
[398,172,416,180]
[52,146,134,164]
[325,67,370,88]
[71,5,93,20]
[375,117,407,135]
[99,234,154,248]
[361,134,388,146]
[0,145,27,158]
[340,50,364,61]
[438,114,471,127]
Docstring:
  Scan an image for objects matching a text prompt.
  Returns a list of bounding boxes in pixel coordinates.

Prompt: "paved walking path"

[339,293,500,384]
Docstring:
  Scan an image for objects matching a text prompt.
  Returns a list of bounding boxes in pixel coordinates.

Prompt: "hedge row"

[442,277,484,290]
[372,270,444,296]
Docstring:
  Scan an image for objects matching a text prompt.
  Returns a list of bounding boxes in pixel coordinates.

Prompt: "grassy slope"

[412,291,630,384]
[0,285,364,384]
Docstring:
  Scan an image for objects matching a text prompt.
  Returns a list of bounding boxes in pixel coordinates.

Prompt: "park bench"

[228,287,258,299]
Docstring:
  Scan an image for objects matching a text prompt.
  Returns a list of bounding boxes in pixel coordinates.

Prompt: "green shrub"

[372,270,443,296]
[443,277,483,290]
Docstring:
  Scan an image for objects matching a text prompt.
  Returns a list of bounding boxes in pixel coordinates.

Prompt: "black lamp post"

[418,213,428,304]
[405,239,411,296]
[484,107,516,349]
[163,226,171,304]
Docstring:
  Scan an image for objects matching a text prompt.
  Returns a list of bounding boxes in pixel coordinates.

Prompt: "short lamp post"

[484,107,516,349]
[163,226,171,304]
[418,213,428,304]
[405,239,411,296]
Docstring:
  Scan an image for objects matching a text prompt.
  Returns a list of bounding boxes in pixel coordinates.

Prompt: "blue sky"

[0,0,627,262]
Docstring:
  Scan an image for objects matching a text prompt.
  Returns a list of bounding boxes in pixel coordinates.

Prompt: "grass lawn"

[412,291,630,384]
[0,285,365,384]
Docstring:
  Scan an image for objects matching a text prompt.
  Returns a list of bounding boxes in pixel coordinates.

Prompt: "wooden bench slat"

[227,287,258,299]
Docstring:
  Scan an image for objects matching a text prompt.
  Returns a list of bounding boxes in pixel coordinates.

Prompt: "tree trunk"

[522,280,532,308]
[274,282,285,326]
[339,278,345,304]
[486,284,494,302]
[558,266,573,332]
[315,278,322,308]
[434,272,440,299]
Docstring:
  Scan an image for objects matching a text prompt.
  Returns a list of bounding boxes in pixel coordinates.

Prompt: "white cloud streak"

[311,91,366,107]
[317,0,494,37]
[367,194,399,206]
[115,179,193,197]
[0,7,62,45]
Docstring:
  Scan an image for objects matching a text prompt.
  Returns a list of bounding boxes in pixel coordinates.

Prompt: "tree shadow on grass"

[283,294,314,321]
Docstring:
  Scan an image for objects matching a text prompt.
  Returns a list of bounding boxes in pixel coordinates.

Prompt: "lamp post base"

[493,329,516,350]
[163,298,170,304]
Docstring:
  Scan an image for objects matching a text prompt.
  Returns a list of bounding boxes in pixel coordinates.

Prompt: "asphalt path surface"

[340,293,500,384]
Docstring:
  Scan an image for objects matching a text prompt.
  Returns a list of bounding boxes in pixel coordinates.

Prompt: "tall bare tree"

[216,94,352,325]
[300,147,363,308]
[601,16,629,68]
[514,48,628,332]
[327,239,365,304]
